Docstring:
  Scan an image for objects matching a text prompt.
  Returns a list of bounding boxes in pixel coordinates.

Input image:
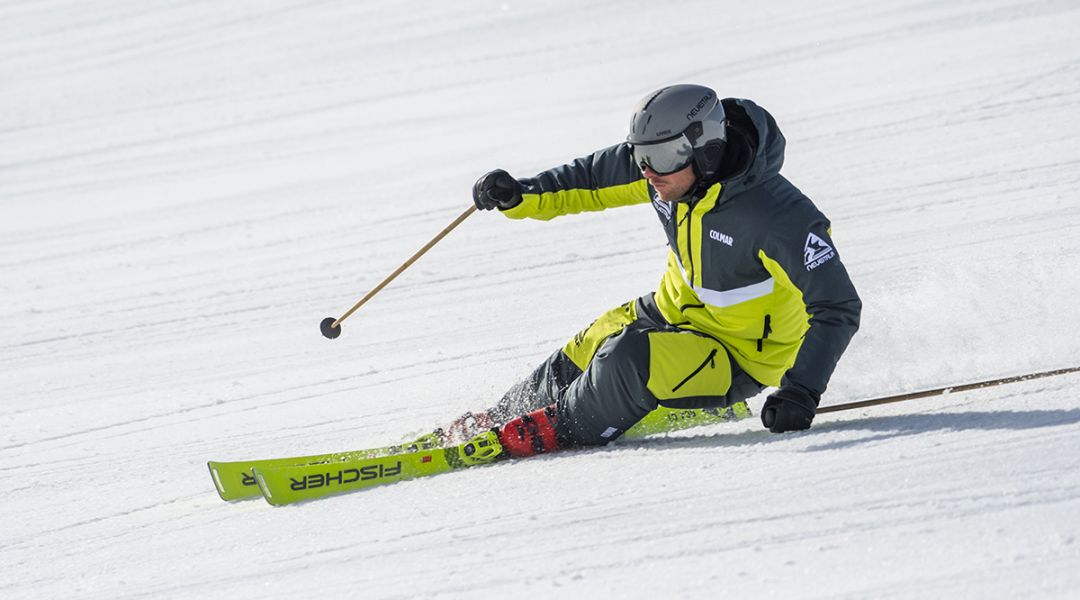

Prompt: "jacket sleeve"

[764,202,862,401]
[501,143,652,221]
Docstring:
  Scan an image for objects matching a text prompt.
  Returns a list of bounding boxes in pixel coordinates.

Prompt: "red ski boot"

[496,404,566,458]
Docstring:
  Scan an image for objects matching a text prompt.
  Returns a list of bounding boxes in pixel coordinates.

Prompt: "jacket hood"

[712,98,786,197]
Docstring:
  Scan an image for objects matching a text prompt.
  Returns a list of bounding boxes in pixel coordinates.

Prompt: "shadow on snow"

[607,409,1080,454]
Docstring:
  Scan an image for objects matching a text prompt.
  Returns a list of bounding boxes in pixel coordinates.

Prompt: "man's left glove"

[472,169,523,211]
[761,387,818,433]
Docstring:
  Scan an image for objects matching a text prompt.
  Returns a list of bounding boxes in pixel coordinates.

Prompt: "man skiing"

[456,84,861,459]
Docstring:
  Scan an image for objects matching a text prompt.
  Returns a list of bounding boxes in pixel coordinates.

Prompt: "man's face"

[641,163,696,202]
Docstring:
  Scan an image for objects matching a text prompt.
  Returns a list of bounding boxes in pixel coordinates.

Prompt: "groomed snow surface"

[4,1,1080,598]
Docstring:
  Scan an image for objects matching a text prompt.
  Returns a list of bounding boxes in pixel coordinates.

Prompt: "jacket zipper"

[685,201,695,284]
[671,349,718,392]
[671,205,684,268]
[756,314,772,352]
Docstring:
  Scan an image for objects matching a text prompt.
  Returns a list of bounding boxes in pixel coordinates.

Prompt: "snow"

[3,0,1080,598]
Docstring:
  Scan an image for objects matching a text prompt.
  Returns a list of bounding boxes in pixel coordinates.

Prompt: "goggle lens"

[632,135,694,175]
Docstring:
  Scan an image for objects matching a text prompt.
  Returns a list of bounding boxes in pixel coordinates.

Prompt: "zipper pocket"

[671,349,718,392]
[756,314,772,352]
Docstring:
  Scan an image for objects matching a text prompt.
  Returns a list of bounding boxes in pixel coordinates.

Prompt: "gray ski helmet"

[627,84,727,179]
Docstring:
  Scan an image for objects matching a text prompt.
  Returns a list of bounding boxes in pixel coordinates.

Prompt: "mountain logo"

[804,232,836,271]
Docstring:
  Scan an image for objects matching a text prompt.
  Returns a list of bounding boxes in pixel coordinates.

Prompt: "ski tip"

[252,469,283,507]
[207,462,230,501]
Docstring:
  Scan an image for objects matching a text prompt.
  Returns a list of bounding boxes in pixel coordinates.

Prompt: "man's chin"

[656,191,687,203]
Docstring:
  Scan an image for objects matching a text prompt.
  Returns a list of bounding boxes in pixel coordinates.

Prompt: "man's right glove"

[472,169,523,211]
[760,386,818,433]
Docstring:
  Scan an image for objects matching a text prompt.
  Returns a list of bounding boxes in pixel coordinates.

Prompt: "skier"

[454,84,861,459]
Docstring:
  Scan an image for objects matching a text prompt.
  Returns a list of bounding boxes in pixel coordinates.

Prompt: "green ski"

[253,430,504,506]
[207,432,443,501]
[240,403,750,505]
[621,401,751,439]
[209,403,750,503]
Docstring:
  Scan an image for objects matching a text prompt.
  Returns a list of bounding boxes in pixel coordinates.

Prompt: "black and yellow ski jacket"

[502,98,861,400]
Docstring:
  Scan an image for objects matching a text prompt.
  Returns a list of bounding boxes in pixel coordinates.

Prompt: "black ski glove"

[761,386,818,433]
[472,169,523,211]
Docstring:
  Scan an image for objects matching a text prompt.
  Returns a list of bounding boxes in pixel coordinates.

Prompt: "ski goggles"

[631,134,695,175]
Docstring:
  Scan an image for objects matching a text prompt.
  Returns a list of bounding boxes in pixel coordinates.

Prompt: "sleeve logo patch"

[652,195,673,221]
[804,232,836,271]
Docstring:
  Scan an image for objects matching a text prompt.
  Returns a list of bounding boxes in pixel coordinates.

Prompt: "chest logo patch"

[709,229,734,246]
[804,232,836,270]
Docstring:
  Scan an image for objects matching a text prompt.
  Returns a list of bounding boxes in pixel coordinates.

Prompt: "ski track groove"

[0,336,560,455]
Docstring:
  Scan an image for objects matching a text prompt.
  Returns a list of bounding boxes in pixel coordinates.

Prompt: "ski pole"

[320,205,478,339]
[817,365,1080,414]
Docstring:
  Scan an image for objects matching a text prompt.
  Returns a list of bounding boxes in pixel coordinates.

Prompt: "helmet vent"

[641,88,667,110]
